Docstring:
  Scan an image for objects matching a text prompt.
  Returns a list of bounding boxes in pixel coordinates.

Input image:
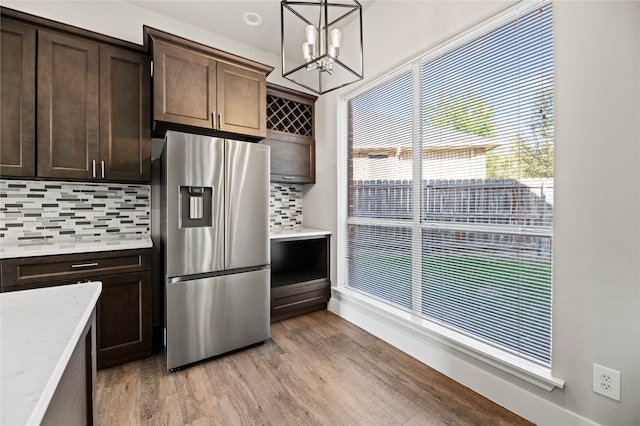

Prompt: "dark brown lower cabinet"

[271,279,331,323]
[97,272,151,369]
[0,249,152,369]
[270,235,331,322]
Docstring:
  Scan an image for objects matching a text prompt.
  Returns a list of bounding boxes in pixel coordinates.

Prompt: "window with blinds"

[346,1,553,365]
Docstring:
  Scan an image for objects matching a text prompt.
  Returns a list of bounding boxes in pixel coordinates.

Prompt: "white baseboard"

[328,289,599,426]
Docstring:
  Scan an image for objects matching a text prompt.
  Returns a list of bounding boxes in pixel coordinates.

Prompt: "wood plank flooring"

[96,310,533,426]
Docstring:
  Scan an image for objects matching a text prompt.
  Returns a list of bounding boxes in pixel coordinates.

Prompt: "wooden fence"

[350,178,553,227]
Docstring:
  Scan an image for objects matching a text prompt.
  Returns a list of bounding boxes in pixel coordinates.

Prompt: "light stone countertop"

[270,227,332,240]
[0,281,102,425]
[0,236,153,259]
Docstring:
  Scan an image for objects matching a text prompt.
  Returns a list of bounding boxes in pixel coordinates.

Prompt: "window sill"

[330,286,565,391]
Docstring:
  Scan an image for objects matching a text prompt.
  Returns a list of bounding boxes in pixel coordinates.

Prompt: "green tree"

[487,88,554,179]
[427,89,496,138]
[486,138,520,178]
[520,88,553,178]
[426,87,553,179]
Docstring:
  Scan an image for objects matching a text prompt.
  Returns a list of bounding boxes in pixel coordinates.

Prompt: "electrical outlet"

[593,363,621,401]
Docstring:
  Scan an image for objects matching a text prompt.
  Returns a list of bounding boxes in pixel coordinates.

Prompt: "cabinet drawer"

[271,279,330,322]
[1,249,151,290]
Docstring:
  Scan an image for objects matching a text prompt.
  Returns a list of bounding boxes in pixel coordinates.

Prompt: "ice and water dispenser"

[179,186,213,228]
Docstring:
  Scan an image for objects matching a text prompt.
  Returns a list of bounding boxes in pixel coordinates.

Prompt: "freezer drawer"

[165,268,270,370]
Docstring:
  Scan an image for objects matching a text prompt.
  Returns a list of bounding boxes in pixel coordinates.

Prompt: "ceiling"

[125,0,373,57]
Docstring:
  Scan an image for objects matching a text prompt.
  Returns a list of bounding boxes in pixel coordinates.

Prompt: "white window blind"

[346,1,553,365]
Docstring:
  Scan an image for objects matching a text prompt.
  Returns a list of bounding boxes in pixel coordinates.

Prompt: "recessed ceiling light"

[243,12,262,27]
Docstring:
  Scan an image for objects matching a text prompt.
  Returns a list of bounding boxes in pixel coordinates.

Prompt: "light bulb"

[328,44,339,59]
[330,28,342,48]
[302,42,314,61]
[305,25,318,44]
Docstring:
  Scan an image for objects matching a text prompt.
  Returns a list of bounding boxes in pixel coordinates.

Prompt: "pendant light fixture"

[281,0,363,95]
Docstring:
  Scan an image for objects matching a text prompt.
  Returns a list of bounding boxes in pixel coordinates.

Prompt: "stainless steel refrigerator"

[160,130,270,371]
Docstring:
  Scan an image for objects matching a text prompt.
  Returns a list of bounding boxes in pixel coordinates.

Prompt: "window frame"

[336,0,563,391]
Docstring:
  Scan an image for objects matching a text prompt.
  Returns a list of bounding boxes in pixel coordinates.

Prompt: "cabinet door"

[153,40,216,129]
[96,271,152,369]
[263,134,315,183]
[0,19,36,177]
[37,30,99,179]
[100,46,151,181]
[217,62,266,138]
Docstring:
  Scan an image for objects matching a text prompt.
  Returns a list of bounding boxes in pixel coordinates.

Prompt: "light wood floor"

[96,310,533,426]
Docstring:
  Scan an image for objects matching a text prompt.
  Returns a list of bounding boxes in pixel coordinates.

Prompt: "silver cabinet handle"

[101,160,105,179]
[71,262,99,268]
[92,159,96,178]
[282,176,296,180]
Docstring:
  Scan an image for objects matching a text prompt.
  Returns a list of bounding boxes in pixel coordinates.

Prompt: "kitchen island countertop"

[0,281,102,425]
[270,227,332,240]
[0,236,153,259]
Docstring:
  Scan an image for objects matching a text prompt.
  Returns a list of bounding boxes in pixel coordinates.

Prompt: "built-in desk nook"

[269,228,331,322]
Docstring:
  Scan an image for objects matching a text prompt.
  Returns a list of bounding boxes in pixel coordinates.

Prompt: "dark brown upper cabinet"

[0,7,151,182]
[150,38,216,129]
[37,30,150,182]
[0,18,36,177]
[99,46,151,182]
[262,84,317,184]
[217,62,267,137]
[37,30,101,180]
[146,27,272,140]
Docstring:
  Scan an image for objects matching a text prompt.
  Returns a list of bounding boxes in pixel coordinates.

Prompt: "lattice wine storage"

[266,94,313,137]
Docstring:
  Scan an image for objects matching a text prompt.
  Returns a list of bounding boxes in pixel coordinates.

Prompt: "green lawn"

[348,250,552,363]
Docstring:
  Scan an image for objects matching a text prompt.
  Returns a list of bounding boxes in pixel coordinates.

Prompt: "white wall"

[310,1,640,425]
[552,1,640,423]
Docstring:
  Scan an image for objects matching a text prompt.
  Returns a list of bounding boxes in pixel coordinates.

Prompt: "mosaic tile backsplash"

[1,179,299,243]
[270,183,303,232]
[0,179,150,245]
